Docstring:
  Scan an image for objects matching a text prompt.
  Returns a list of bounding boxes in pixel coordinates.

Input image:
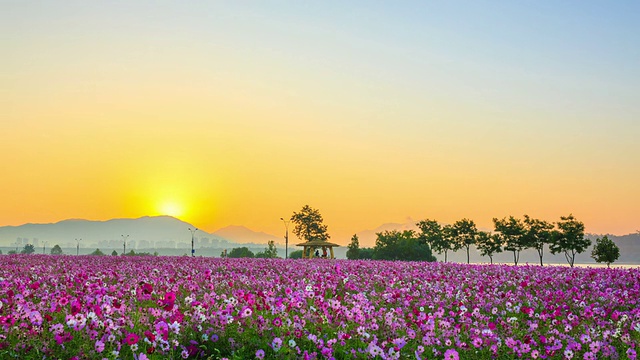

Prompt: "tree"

[228,247,255,258]
[359,248,375,259]
[417,219,453,262]
[346,234,360,260]
[111,250,118,256]
[373,230,436,262]
[493,216,526,265]
[475,231,502,264]
[50,244,63,255]
[416,219,442,248]
[591,235,619,268]
[550,214,591,267]
[522,215,554,266]
[256,240,278,258]
[450,218,478,264]
[290,205,330,242]
[90,248,105,256]
[21,244,35,254]
[288,250,303,259]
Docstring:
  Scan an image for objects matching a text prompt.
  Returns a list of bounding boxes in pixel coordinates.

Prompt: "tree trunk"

[444,250,448,263]
[489,255,493,264]
[513,251,518,266]
[466,246,470,264]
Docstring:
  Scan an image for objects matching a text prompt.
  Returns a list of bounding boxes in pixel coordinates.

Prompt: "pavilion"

[296,239,340,259]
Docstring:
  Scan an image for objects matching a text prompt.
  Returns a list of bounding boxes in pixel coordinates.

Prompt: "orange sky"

[2,2,638,241]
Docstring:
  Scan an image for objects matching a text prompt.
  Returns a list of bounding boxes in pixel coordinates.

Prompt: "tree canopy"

[373,230,436,262]
[550,214,591,267]
[21,244,35,254]
[450,218,478,264]
[346,234,360,260]
[591,235,620,268]
[255,240,278,258]
[290,205,330,242]
[475,231,502,264]
[50,244,63,255]
[493,216,526,265]
[228,247,255,258]
[522,215,554,266]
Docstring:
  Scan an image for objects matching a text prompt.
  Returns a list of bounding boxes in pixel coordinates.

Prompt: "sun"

[159,202,184,218]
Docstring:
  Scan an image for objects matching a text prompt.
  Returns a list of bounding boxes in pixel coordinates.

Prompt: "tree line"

[348,214,620,267]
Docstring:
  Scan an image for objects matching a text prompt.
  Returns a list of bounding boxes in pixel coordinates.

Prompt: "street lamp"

[121,235,129,255]
[75,238,82,256]
[280,217,290,259]
[188,228,198,257]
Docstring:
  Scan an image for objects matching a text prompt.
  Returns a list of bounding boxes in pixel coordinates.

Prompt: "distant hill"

[0,216,227,249]
[213,225,283,245]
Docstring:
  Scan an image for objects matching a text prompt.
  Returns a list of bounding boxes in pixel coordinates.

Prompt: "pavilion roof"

[295,239,340,247]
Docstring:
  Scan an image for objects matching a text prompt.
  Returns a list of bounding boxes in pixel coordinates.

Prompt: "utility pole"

[75,238,82,256]
[188,228,198,257]
[121,235,129,255]
[43,241,47,254]
[280,218,290,259]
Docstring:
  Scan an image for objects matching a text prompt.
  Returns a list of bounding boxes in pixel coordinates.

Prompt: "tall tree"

[346,234,360,260]
[416,219,442,249]
[475,231,502,264]
[290,205,330,242]
[550,214,591,267]
[591,235,619,268]
[50,244,63,255]
[522,215,554,266]
[493,216,526,265]
[451,218,478,264]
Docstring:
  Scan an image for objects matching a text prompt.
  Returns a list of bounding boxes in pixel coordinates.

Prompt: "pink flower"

[126,333,139,345]
[444,349,459,360]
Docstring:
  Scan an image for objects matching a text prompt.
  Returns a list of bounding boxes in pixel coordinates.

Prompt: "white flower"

[288,339,296,347]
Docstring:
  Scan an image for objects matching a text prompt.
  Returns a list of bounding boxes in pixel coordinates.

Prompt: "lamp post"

[280,217,290,259]
[121,235,129,255]
[75,238,82,256]
[188,228,198,257]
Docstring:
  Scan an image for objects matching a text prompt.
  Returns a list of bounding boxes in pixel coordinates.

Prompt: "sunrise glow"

[1,1,638,240]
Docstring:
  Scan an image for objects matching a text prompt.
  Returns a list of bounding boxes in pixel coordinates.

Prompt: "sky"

[2,1,639,242]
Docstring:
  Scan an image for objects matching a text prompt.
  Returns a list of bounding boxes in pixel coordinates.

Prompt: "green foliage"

[493,216,526,265]
[20,244,35,254]
[346,234,360,260]
[373,230,436,262]
[550,214,591,267]
[8,250,17,254]
[450,218,478,264]
[111,250,118,256]
[290,205,330,242]
[228,247,255,258]
[0,249,2,255]
[50,244,64,255]
[255,240,279,258]
[359,247,375,259]
[288,249,303,259]
[523,215,554,266]
[416,219,453,262]
[475,231,502,264]
[90,248,105,256]
[591,235,620,268]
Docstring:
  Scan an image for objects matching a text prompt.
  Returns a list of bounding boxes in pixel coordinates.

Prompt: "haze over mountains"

[0,216,638,264]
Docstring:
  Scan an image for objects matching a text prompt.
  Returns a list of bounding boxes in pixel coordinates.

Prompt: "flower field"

[0,255,639,359]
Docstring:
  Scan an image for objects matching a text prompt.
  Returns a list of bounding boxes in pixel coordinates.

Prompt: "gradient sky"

[2,1,639,242]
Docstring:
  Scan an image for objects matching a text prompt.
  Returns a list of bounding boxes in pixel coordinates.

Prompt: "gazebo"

[296,239,340,259]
